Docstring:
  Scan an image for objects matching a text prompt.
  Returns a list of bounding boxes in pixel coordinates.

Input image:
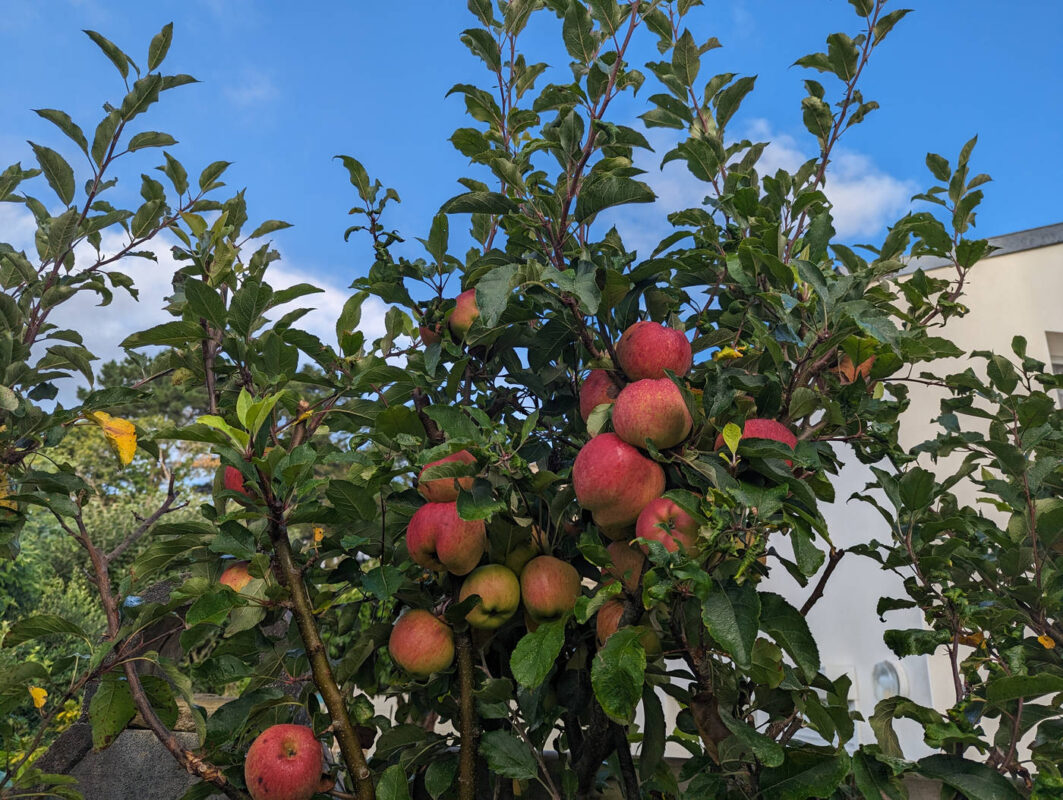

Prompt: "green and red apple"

[521,555,582,623]
[616,321,692,381]
[388,609,455,676]
[244,724,323,800]
[715,418,798,466]
[603,541,645,592]
[579,369,622,422]
[417,449,477,503]
[573,433,665,538]
[636,497,700,555]
[219,560,253,592]
[458,564,521,630]
[612,378,692,450]
[406,501,486,575]
[448,288,479,339]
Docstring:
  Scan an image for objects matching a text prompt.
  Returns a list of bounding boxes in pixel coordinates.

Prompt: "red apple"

[612,378,692,450]
[406,502,486,576]
[388,609,455,676]
[224,465,251,497]
[714,418,798,466]
[417,450,477,503]
[244,724,323,800]
[579,370,622,422]
[615,321,692,381]
[595,598,661,655]
[636,497,700,555]
[448,288,479,339]
[572,433,665,537]
[604,541,645,592]
[458,564,521,630]
[219,561,253,592]
[419,323,442,345]
[521,555,582,623]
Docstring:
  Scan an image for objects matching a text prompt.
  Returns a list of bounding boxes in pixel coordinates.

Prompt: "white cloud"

[2,206,388,403]
[605,118,915,257]
[223,69,279,108]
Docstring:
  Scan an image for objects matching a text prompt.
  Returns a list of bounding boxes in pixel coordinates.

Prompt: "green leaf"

[456,482,506,521]
[479,730,538,780]
[198,160,232,191]
[801,95,834,150]
[29,142,75,206]
[33,109,88,154]
[84,30,133,79]
[873,9,912,45]
[249,219,292,239]
[510,620,565,689]
[722,422,742,453]
[127,131,177,151]
[719,711,784,767]
[121,320,204,348]
[851,749,906,800]
[759,593,820,680]
[147,22,173,71]
[229,278,273,338]
[592,627,646,724]
[91,111,121,166]
[562,2,596,62]
[441,191,515,214]
[915,755,1023,800]
[186,590,235,627]
[376,764,412,800]
[898,467,934,509]
[672,29,700,87]
[760,750,851,800]
[474,264,518,328]
[424,756,458,799]
[0,384,18,411]
[120,75,163,121]
[884,628,949,658]
[574,175,655,223]
[362,565,405,601]
[2,614,90,647]
[715,75,756,130]
[701,581,760,670]
[88,673,136,750]
[183,278,226,329]
[986,674,1063,706]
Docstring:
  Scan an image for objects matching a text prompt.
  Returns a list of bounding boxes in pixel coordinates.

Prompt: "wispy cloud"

[223,68,279,108]
[604,119,915,257]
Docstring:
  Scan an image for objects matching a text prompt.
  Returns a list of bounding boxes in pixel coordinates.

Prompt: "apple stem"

[455,630,478,800]
[268,518,376,800]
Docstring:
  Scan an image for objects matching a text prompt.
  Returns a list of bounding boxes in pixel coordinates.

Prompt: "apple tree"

[0,2,1028,800]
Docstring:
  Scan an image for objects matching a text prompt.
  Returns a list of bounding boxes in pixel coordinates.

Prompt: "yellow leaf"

[313,526,324,543]
[0,468,14,511]
[713,345,745,361]
[29,686,47,710]
[1038,634,1056,650]
[85,411,137,466]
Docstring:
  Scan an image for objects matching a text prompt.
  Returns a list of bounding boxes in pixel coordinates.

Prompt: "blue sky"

[1,1,1061,361]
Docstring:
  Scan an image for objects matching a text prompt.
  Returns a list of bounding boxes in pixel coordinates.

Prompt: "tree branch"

[455,630,478,800]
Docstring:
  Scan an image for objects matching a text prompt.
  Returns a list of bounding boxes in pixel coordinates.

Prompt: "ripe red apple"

[612,378,692,450]
[604,541,645,592]
[579,369,622,422]
[388,609,455,676]
[448,288,479,339]
[572,433,665,537]
[615,321,692,381]
[419,323,442,345]
[244,724,323,800]
[595,598,662,655]
[417,450,477,503]
[224,465,251,497]
[636,497,700,555]
[406,502,486,576]
[714,418,798,466]
[521,555,582,623]
[458,564,521,630]
[219,561,253,592]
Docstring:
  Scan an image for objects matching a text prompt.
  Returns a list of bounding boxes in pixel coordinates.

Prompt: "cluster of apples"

[389,446,583,677]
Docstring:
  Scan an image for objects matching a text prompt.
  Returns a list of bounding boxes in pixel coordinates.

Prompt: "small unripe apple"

[636,497,700,555]
[595,598,662,655]
[504,539,541,576]
[224,465,251,497]
[417,450,477,503]
[244,724,323,800]
[388,609,455,676]
[616,321,692,381]
[459,564,521,630]
[579,370,622,422]
[573,433,665,535]
[521,556,582,623]
[613,378,692,450]
[219,560,253,592]
[604,541,645,592]
[406,502,486,576]
[448,288,479,339]
[715,418,798,466]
